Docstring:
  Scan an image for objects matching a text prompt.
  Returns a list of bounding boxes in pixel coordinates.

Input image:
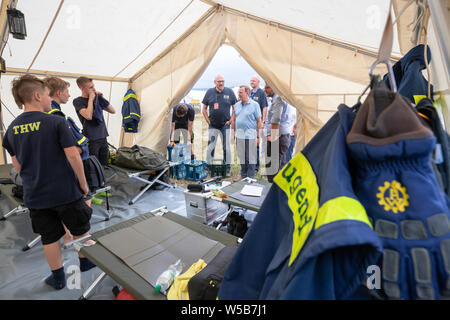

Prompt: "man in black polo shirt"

[170,103,195,160]
[250,75,268,172]
[73,77,116,167]
[202,74,237,172]
[2,75,96,290]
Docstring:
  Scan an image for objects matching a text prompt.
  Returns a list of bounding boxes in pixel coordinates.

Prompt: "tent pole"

[0,0,18,165]
[0,0,17,55]
[27,0,64,71]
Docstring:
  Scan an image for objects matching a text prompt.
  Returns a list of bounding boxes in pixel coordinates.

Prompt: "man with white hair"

[250,75,268,172]
[202,74,237,173]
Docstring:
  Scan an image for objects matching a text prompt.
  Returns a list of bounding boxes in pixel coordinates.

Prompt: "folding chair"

[108,162,178,205]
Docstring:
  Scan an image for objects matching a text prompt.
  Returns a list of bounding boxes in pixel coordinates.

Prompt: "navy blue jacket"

[383,44,433,104]
[219,104,382,299]
[121,89,141,133]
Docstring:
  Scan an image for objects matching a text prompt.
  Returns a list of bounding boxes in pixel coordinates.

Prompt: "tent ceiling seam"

[113,0,195,79]
[5,67,129,83]
[0,0,17,56]
[222,6,401,62]
[27,0,65,71]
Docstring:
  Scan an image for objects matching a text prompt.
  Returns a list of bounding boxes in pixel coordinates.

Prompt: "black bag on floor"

[226,211,248,238]
[12,185,23,199]
[83,155,106,191]
[10,167,23,199]
[148,170,169,190]
[188,246,238,300]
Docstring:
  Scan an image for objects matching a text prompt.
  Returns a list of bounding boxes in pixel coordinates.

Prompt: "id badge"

[214,103,219,110]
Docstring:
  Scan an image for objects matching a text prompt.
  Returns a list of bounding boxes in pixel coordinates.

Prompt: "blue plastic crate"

[185,160,207,181]
[172,163,186,180]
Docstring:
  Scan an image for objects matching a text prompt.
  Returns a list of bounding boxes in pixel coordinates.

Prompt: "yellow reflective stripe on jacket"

[274,152,320,266]
[413,94,426,105]
[123,93,137,102]
[124,113,141,120]
[314,196,372,230]
[47,108,59,114]
[77,136,87,145]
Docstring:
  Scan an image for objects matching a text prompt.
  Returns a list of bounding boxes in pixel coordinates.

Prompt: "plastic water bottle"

[154,259,184,294]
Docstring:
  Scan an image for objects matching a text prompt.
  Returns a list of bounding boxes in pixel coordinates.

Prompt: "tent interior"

[0,0,449,300]
[1,0,449,164]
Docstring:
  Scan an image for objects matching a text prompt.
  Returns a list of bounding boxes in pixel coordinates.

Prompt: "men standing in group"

[170,102,195,160]
[249,75,268,172]
[73,77,116,167]
[202,74,237,173]
[263,83,291,183]
[231,85,262,179]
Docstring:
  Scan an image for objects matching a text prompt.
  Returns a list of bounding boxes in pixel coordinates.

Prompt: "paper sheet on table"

[240,185,263,197]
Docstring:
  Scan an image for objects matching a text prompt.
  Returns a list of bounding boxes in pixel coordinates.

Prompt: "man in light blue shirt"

[231,85,262,179]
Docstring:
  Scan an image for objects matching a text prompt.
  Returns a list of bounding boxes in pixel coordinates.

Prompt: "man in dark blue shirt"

[2,75,96,290]
[73,77,116,167]
[250,75,268,172]
[202,75,237,172]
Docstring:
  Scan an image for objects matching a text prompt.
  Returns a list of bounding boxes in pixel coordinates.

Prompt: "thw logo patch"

[376,180,409,213]
[13,122,41,134]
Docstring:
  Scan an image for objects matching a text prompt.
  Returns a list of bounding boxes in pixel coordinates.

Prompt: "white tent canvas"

[0,0,448,163]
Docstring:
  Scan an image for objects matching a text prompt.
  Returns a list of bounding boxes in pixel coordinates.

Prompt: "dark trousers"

[256,144,260,171]
[286,135,296,162]
[265,134,291,183]
[206,125,231,171]
[236,138,257,179]
[88,138,109,166]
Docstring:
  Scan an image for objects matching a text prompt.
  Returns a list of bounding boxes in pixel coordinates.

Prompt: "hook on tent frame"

[369,59,397,92]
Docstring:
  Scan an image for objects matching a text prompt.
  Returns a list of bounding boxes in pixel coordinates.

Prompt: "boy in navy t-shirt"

[73,77,115,167]
[2,75,96,290]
